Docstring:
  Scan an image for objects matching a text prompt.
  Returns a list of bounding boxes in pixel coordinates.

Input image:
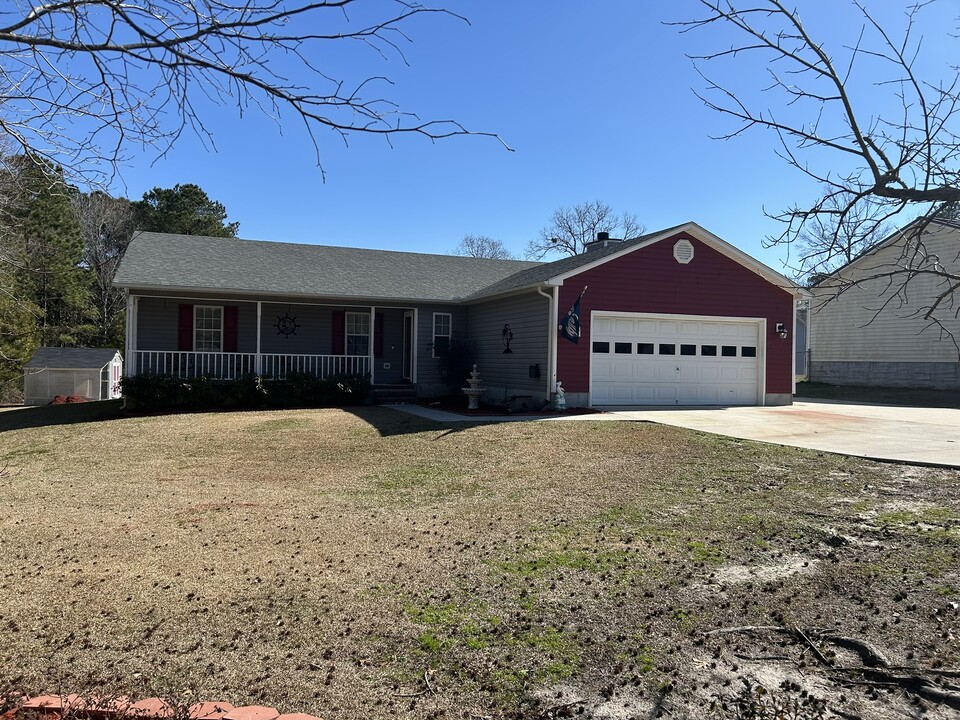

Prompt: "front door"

[402,311,414,381]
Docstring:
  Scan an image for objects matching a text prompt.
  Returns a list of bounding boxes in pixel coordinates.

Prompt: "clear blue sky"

[113,0,959,274]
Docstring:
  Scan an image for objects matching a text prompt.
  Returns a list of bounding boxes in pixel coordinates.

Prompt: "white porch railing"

[259,353,369,380]
[135,351,370,380]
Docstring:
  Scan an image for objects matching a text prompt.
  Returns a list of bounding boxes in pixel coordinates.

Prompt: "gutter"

[536,285,558,399]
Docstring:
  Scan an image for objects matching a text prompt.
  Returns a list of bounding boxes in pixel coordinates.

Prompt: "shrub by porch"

[120,372,371,412]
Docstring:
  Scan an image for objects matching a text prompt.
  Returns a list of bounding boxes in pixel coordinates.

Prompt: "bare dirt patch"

[0,407,958,719]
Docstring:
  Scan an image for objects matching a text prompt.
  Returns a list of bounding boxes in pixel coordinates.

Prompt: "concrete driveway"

[590,399,960,467]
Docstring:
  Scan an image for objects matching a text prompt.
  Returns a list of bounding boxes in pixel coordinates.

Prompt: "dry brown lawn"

[0,405,958,719]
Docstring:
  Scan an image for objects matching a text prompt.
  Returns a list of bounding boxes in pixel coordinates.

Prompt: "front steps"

[372,383,417,405]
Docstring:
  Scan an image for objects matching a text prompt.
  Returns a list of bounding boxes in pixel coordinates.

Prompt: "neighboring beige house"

[810,219,960,389]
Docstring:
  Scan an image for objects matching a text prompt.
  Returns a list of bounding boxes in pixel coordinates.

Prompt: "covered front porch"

[126,295,424,384]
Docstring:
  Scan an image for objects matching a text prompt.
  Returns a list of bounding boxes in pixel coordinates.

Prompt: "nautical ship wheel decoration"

[275,311,299,337]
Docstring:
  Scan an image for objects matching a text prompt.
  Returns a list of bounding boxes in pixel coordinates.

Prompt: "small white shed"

[23,347,123,406]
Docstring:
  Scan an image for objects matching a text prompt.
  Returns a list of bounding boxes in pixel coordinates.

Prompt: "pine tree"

[8,157,92,347]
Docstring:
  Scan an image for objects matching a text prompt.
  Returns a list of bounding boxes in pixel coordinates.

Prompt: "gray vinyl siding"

[416,304,467,395]
[136,297,257,352]
[260,302,332,355]
[810,224,960,364]
[466,291,549,403]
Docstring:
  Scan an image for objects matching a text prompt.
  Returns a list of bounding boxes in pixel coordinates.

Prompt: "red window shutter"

[224,306,239,352]
[374,312,384,358]
[178,304,194,351]
[331,311,345,355]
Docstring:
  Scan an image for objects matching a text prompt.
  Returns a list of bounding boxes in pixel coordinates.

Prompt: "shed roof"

[25,347,121,370]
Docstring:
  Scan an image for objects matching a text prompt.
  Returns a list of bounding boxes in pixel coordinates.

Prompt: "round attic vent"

[673,238,694,264]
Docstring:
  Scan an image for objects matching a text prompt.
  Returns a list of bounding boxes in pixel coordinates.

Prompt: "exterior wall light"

[776,322,789,340]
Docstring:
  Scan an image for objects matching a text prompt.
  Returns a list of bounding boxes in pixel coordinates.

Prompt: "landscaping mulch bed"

[418,396,600,417]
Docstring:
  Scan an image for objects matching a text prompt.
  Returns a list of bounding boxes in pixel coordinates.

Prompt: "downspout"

[124,290,132,377]
[536,285,558,400]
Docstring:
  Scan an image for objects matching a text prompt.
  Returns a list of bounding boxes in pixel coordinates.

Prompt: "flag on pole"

[558,286,587,344]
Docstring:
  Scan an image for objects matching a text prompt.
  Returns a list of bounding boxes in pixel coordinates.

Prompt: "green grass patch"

[686,540,724,565]
[2,445,51,460]
[371,461,463,492]
[245,417,312,433]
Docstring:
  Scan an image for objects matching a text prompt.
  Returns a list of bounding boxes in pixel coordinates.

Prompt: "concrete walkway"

[391,400,960,467]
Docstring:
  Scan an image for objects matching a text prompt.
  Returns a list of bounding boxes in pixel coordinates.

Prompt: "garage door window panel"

[701,345,717,356]
[637,343,654,354]
[721,346,737,357]
[680,344,697,356]
[659,344,676,355]
[593,341,610,353]
[742,346,757,358]
[614,342,632,354]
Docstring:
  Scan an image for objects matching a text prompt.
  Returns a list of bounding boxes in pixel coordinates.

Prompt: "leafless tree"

[71,192,137,346]
[796,191,891,284]
[454,234,514,260]
[675,0,960,336]
[525,201,644,260]
[0,0,510,188]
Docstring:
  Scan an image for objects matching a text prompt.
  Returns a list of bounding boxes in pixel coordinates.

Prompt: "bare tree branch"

[0,0,512,188]
[453,234,514,260]
[674,0,960,345]
[525,201,644,260]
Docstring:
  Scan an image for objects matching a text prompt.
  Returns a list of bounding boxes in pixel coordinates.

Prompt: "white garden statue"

[555,380,566,411]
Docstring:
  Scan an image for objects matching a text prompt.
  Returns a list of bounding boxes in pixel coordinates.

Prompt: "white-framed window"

[433,312,452,358]
[346,311,370,356]
[194,305,223,351]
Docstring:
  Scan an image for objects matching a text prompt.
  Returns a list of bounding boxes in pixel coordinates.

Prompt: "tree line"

[0,156,237,400]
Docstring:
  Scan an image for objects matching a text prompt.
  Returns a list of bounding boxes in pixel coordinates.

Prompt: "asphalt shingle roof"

[115,232,542,302]
[115,224,698,303]
[25,347,120,369]
[463,225,687,299]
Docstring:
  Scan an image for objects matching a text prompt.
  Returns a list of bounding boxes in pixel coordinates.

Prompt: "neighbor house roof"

[115,232,540,303]
[25,347,121,370]
[811,217,960,287]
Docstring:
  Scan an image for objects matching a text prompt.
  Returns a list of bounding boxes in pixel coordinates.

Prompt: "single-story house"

[113,222,805,407]
[810,218,960,389]
[23,347,123,405]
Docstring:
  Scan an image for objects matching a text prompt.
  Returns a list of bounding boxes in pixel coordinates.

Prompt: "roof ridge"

[133,231,541,266]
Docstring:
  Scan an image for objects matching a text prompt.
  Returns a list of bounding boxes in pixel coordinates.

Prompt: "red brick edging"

[3,695,321,720]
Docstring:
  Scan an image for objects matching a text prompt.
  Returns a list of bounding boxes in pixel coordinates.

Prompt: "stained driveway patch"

[584,398,960,467]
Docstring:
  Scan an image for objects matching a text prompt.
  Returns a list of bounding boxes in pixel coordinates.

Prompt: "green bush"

[435,332,477,395]
[119,372,372,412]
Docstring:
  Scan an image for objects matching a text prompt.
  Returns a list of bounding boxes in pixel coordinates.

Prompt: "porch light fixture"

[776,322,788,340]
[502,324,514,353]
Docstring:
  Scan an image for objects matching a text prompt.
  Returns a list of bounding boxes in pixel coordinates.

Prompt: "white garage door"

[590,314,762,406]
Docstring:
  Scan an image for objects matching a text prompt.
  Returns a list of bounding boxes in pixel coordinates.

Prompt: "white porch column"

[412,308,419,384]
[125,293,138,377]
[255,301,262,375]
[369,305,376,384]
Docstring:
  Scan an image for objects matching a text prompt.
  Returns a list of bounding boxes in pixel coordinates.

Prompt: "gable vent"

[673,239,694,264]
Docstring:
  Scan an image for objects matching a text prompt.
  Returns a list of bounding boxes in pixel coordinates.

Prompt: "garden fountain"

[462,364,486,410]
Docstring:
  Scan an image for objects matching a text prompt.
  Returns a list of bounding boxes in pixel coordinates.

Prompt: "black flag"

[559,287,586,344]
